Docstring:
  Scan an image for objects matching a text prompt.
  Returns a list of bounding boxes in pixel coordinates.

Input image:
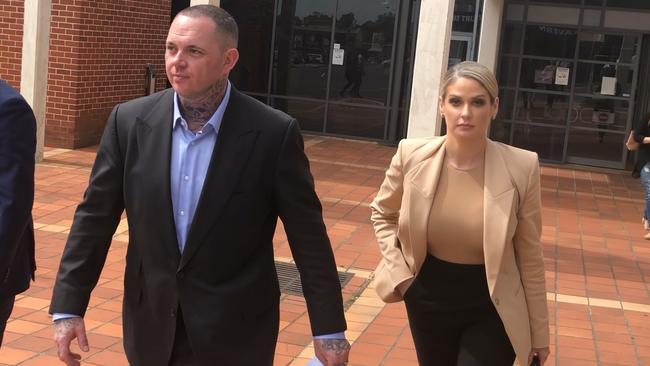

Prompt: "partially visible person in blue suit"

[0,79,36,347]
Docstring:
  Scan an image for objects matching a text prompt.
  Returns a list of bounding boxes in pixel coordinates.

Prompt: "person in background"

[49,5,350,366]
[0,79,37,348]
[371,61,550,365]
[627,113,650,239]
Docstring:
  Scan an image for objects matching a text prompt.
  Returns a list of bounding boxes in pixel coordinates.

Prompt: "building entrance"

[221,0,419,142]
[492,0,650,169]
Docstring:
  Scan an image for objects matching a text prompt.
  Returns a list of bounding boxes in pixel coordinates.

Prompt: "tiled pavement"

[1,135,650,366]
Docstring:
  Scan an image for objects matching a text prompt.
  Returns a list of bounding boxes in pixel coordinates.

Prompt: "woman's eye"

[473,100,486,106]
[449,99,462,106]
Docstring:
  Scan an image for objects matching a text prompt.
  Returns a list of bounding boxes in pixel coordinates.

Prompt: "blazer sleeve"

[513,156,550,348]
[0,96,36,282]
[370,140,413,292]
[50,105,125,316]
[273,119,346,336]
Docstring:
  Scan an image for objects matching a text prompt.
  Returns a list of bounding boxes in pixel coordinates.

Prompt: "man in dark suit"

[50,5,350,366]
[0,80,37,347]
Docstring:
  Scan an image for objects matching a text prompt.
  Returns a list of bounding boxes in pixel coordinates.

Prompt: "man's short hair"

[176,5,239,48]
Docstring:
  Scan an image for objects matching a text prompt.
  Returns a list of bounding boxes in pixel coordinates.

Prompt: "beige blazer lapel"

[483,140,517,294]
[407,137,446,272]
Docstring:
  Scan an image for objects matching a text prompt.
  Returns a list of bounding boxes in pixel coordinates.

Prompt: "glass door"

[449,32,473,67]
[566,31,640,168]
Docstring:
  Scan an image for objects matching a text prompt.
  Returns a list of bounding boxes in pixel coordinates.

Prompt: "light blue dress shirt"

[170,82,231,252]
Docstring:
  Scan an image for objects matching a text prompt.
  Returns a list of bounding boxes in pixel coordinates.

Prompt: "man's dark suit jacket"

[50,88,346,365]
[0,80,36,300]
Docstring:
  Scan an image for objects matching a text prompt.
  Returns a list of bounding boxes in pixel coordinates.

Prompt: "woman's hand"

[529,347,550,365]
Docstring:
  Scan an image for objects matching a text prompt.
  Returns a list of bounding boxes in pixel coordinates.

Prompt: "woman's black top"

[633,114,650,177]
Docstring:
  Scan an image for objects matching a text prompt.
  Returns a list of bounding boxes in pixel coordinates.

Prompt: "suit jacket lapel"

[483,140,516,293]
[408,137,446,271]
[179,89,259,270]
[136,89,182,264]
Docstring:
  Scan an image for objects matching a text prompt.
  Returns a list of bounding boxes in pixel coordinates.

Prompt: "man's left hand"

[314,338,351,366]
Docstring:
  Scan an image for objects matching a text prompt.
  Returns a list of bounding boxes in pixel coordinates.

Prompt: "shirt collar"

[172,80,232,133]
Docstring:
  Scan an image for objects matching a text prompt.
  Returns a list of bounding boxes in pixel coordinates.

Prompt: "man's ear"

[223,48,240,75]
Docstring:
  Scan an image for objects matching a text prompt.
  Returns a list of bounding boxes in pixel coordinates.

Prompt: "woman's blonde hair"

[440,61,499,103]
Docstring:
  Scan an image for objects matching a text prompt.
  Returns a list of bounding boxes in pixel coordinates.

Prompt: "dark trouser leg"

[456,307,515,366]
[0,295,16,348]
[405,296,461,366]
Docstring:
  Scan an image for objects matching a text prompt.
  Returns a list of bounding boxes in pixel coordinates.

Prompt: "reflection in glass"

[574,63,632,96]
[578,32,638,63]
[501,23,523,54]
[512,124,565,161]
[584,0,603,5]
[568,130,625,162]
[222,0,274,93]
[326,104,385,139]
[499,57,519,88]
[448,40,469,68]
[524,25,577,58]
[569,96,628,132]
[519,59,572,93]
[271,97,325,132]
[452,0,481,32]
[272,0,335,98]
[490,121,512,144]
[515,92,570,126]
[330,0,398,104]
[498,89,515,120]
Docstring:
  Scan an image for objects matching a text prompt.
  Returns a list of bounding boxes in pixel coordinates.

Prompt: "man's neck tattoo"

[179,79,227,133]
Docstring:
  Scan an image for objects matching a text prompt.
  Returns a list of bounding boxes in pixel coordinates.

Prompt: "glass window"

[498,57,519,88]
[585,0,603,5]
[530,0,580,4]
[222,0,275,94]
[500,23,523,54]
[329,0,398,104]
[512,124,566,161]
[567,130,625,162]
[453,0,480,33]
[326,104,386,139]
[271,0,335,98]
[574,63,634,97]
[519,59,573,93]
[569,96,629,131]
[498,89,516,120]
[578,32,638,63]
[271,97,325,133]
[490,121,512,144]
[514,92,570,126]
[524,25,577,58]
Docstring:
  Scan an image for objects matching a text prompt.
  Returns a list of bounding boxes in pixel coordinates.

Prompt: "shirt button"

[179,210,185,216]
[170,308,176,317]
[184,176,189,181]
[495,298,500,306]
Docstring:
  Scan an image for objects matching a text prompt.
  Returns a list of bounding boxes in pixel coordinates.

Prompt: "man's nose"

[170,52,187,68]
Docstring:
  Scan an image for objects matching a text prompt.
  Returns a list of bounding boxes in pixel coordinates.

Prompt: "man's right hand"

[53,317,89,366]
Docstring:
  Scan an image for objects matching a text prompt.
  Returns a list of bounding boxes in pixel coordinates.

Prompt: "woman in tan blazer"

[371,62,549,366]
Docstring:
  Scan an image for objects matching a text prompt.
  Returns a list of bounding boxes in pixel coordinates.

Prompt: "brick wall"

[46,0,171,148]
[0,1,24,90]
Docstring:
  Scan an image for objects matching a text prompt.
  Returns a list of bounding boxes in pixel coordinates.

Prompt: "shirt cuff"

[52,313,81,322]
[313,332,346,340]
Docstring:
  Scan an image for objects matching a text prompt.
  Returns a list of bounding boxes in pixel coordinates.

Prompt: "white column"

[406,0,455,138]
[21,0,51,162]
[190,0,220,6]
[477,0,505,72]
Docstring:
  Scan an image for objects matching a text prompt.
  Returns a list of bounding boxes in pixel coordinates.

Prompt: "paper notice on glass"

[601,76,616,95]
[332,48,345,65]
[555,67,569,86]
